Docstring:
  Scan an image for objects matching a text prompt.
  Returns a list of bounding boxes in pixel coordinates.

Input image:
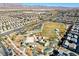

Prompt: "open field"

[41,22,67,39]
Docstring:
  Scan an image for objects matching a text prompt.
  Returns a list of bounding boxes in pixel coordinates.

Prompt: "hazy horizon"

[21,3,79,7]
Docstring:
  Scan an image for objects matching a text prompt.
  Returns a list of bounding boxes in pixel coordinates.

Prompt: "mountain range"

[0,3,78,10]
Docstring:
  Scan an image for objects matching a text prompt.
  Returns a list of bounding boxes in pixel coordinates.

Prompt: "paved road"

[0,41,8,56]
[0,27,24,35]
[0,20,43,36]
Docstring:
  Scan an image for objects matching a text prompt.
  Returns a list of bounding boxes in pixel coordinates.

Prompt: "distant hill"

[0,3,79,10]
[0,3,25,9]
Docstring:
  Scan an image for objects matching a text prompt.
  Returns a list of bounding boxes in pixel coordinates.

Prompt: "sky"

[21,3,79,7]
